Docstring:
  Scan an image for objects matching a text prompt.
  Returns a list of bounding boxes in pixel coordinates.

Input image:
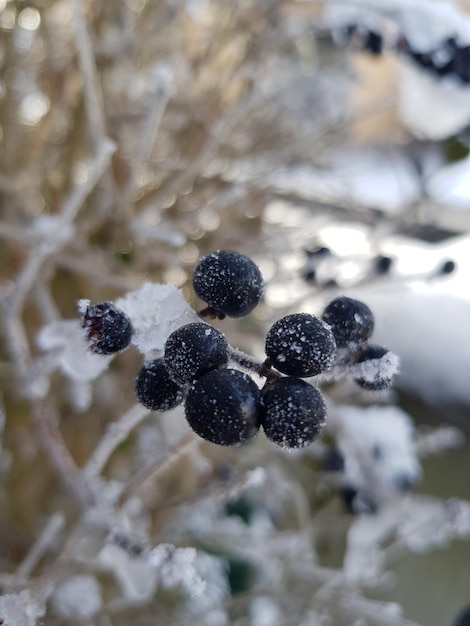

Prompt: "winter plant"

[1,1,470,625]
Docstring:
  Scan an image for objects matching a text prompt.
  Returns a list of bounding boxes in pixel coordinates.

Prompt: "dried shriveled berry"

[184,369,260,446]
[260,377,327,449]
[164,322,228,385]
[82,301,132,355]
[322,296,374,348]
[135,358,184,411]
[193,250,264,318]
[265,313,336,377]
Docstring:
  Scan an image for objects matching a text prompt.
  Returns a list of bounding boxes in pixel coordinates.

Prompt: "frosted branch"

[10,513,65,590]
[83,403,151,480]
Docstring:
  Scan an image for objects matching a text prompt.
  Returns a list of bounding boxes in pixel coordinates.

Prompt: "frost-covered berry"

[353,345,398,391]
[164,322,228,385]
[192,250,264,318]
[135,358,184,411]
[363,30,383,55]
[82,301,133,355]
[184,369,260,446]
[438,259,456,275]
[374,255,393,275]
[453,605,470,626]
[260,377,327,449]
[265,313,336,377]
[322,296,374,348]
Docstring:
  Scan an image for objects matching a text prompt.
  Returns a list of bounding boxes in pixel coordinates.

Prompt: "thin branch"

[10,140,115,312]
[118,432,198,505]
[137,92,257,211]
[10,513,65,590]
[83,403,150,480]
[67,0,109,149]
[122,63,173,206]
[31,398,89,505]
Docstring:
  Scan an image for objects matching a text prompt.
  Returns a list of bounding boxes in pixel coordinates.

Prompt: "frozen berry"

[164,322,228,385]
[265,313,336,377]
[184,369,260,446]
[192,250,264,318]
[374,255,393,275]
[453,605,470,626]
[353,344,398,391]
[363,30,383,55]
[260,377,327,449]
[322,296,374,348]
[438,259,456,275]
[135,359,185,411]
[82,301,132,355]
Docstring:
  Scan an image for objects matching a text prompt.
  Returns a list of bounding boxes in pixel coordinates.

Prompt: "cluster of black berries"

[342,23,470,85]
[82,251,397,450]
[403,36,470,84]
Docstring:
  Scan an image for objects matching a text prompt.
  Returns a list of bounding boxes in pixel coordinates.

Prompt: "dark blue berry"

[135,358,184,411]
[323,448,345,472]
[322,296,374,348]
[340,485,377,515]
[260,377,327,449]
[453,605,470,626]
[184,369,260,446]
[82,301,132,355]
[265,313,336,377]
[438,259,456,275]
[363,30,383,55]
[192,250,264,319]
[353,344,395,390]
[374,255,393,275]
[164,322,228,385]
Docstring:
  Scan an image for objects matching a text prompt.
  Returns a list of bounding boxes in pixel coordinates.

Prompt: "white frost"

[50,575,102,620]
[115,282,200,357]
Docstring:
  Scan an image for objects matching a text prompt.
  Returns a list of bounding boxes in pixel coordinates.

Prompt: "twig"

[9,513,65,590]
[137,92,256,211]
[83,403,150,479]
[122,63,173,205]
[31,398,89,505]
[11,140,115,312]
[118,432,198,505]
[67,0,108,149]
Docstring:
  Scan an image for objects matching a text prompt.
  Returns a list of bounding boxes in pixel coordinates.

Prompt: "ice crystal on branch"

[115,283,200,357]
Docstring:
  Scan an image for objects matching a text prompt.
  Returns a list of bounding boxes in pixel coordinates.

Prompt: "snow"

[50,575,102,620]
[0,590,45,626]
[397,60,470,139]
[354,234,470,407]
[115,282,200,357]
[329,404,421,510]
[36,319,112,382]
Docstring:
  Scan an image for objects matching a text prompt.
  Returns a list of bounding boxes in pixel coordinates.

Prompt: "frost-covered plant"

[1,1,470,625]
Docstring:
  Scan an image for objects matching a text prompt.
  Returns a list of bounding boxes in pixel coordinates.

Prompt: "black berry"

[363,30,383,55]
[192,250,264,318]
[453,605,470,626]
[353,344,396,391]
[322,296,374,348]
[135,359,184,411]
[438,259,456,275]
[184,369,260,446]
[374,255,393,275]
[265,313,336,377]
[260,377,327,449]
[82,301,133,355]
[164,322,228,385]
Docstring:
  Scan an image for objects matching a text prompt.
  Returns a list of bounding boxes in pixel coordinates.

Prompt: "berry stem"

[228,347,281,381]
